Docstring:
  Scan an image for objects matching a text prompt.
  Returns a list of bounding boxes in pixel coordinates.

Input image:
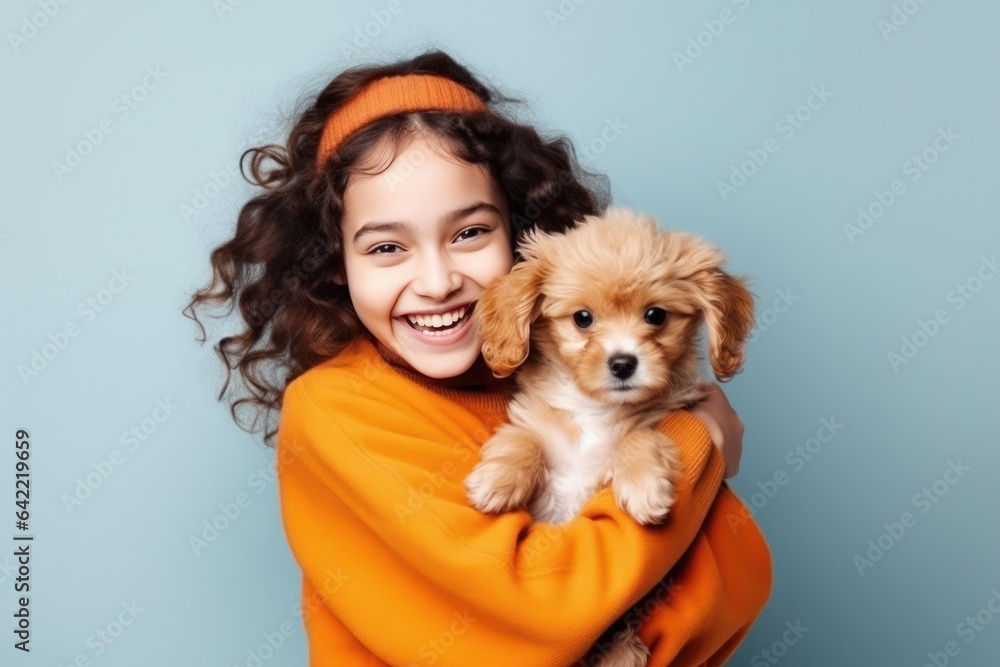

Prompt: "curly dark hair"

[183,48,611,448]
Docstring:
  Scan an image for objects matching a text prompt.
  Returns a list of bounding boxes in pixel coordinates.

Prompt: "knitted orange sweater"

[276,334,772,666]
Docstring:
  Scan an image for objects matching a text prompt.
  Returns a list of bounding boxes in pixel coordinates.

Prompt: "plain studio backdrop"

[2,1,998,665]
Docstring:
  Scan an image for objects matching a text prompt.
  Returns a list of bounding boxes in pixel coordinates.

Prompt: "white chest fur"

[508,369,630,525]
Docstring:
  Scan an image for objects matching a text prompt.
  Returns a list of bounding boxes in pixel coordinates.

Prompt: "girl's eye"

[456,226,489,241]
[366,227,490,256]
[368,243,401,256]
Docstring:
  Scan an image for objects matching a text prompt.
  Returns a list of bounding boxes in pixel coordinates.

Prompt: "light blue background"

[2,1,998,665]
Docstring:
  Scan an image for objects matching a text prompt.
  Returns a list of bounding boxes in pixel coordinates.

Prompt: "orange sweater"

[276,334,772,666]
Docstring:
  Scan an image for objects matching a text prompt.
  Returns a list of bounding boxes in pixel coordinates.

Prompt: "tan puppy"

[464,207,755,666]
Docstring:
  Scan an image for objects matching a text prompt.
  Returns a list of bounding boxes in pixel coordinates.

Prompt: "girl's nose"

[413,251,463,301]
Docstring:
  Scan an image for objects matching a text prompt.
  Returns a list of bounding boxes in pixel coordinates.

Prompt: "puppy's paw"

[611,469,677,525]
[464,460,540,514]
[589,622,650,667]
[609,432,682,525]
[610,443,680,525]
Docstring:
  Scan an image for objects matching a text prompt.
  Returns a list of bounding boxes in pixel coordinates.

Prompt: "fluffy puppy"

[463,207,755,666]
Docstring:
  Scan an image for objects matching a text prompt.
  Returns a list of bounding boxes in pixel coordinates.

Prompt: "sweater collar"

[362,331,518,410]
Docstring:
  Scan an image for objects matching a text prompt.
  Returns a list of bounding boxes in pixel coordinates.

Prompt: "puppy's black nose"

[608,353,638,380]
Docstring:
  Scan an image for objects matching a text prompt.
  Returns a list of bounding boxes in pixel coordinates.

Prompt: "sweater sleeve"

[573,483,773,667]
[276,374,726,667]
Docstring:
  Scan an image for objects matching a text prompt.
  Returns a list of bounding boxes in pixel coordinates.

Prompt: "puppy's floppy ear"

[690,268,756,381]
[474,258,545,378]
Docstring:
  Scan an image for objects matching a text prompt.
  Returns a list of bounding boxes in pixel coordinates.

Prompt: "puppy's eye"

[573,310,594,329]
[644,307,668,326]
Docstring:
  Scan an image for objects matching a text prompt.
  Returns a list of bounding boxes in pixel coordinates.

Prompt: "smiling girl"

[332,132,513,380]
[185,49,771,666]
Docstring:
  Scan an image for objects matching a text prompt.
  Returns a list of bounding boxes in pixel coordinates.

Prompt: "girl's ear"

[332,264,346,285]
[690,268,756,381]
[474,259,545,378]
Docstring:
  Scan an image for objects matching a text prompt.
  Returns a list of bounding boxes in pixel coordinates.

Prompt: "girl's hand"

[687,383,744,479]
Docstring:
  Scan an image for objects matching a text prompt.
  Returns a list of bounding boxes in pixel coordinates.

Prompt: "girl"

[185,49,771,666]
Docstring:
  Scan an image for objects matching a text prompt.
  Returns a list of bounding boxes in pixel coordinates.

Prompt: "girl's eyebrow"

[352,202,501,246]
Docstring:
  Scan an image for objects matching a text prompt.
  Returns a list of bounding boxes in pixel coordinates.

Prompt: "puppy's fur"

[463,207,755,666]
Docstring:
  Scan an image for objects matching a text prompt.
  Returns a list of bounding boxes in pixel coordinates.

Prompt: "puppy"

[463,207,755,666]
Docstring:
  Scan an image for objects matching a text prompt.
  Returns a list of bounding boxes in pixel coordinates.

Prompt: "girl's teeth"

[408,306,466,329]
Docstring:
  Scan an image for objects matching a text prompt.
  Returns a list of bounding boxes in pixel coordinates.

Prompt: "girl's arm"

[276,370,726,666]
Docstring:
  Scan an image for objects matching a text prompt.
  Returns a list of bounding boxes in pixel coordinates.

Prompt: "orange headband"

[314,74,488,171]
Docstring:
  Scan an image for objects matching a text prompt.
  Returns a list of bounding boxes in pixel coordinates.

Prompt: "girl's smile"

[335,131,514,378]
[396,300,478,347]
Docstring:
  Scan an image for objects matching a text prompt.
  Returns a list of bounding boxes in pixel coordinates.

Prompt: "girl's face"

[335,132,514,379]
